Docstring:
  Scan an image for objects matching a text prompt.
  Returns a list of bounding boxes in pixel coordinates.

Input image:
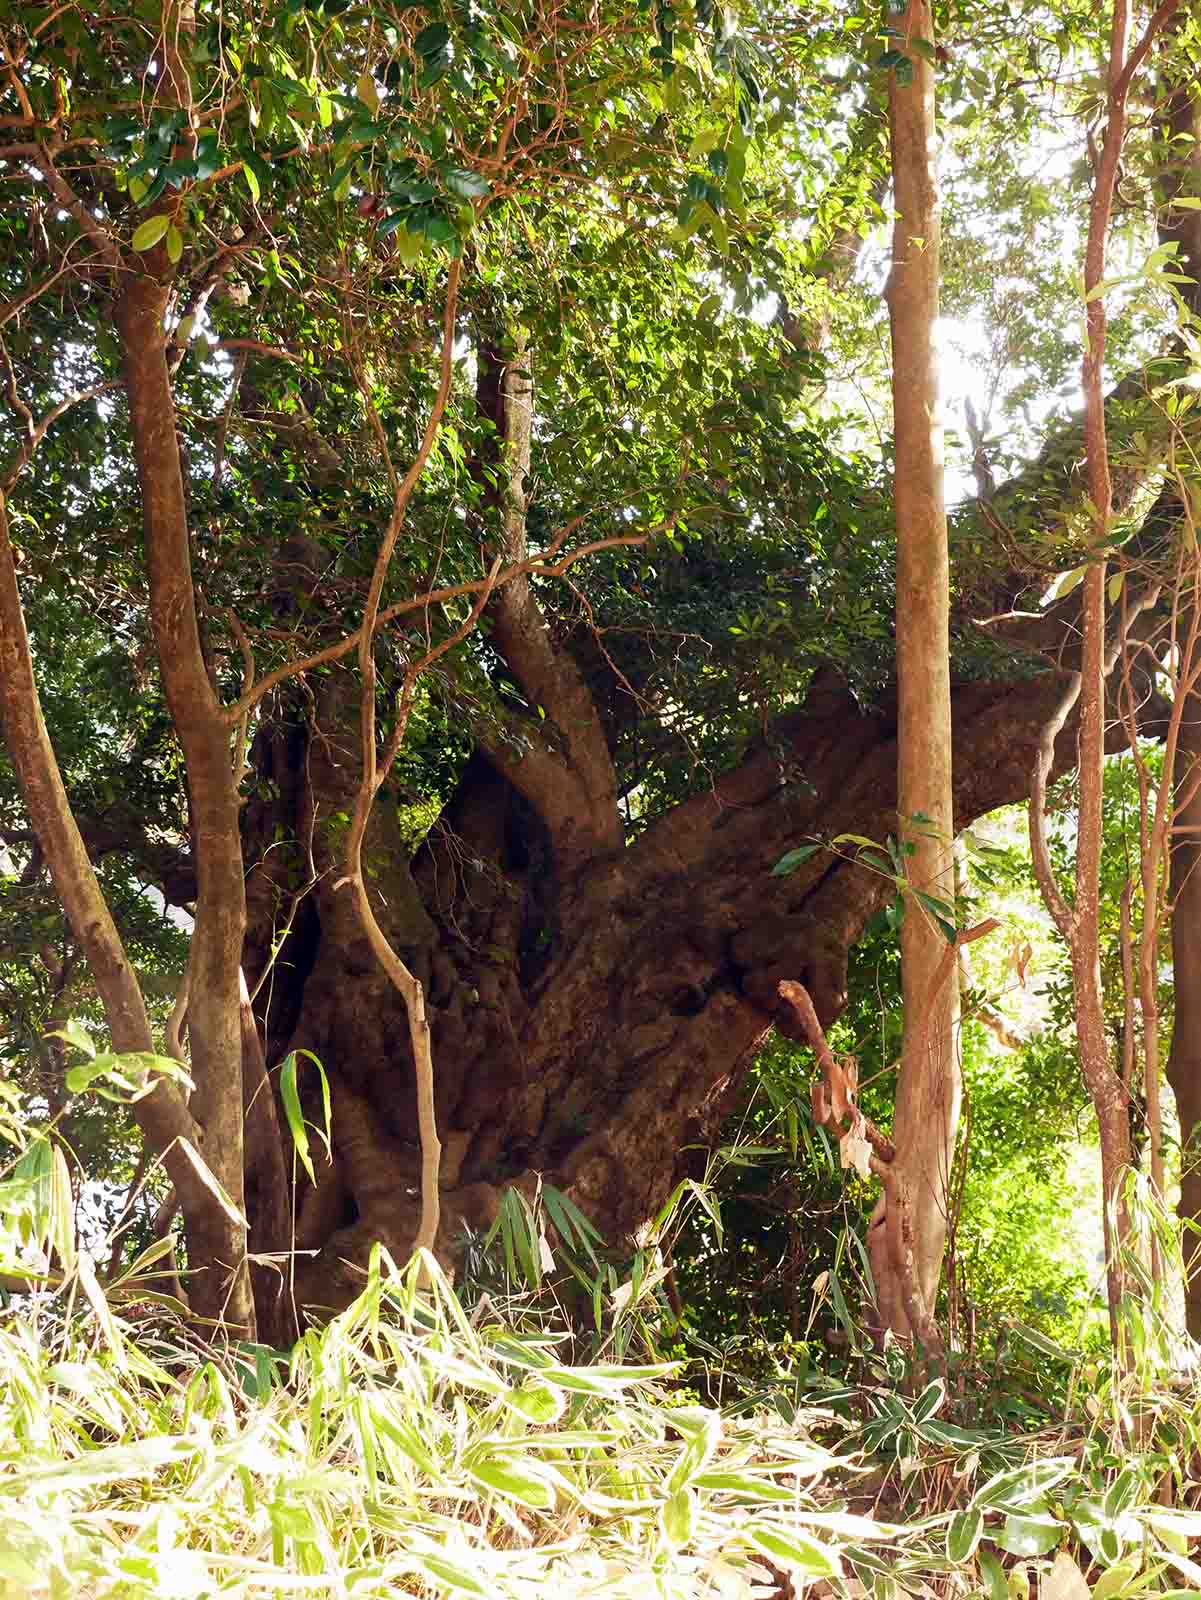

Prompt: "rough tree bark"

[236,663,1093,1315]
[231,254,1187,1323]
[880,0,956,1349]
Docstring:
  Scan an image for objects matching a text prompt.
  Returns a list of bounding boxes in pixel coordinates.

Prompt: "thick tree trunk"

[239,669,1088,1316]
[882,0,956,1349]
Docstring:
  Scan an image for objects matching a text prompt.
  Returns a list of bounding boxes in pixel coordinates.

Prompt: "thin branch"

[1115,0,1184,99]
[28,144,121,269]
[211,338,303,363]
[1,379,120,492]
[225,608,255,787]
[377,554,504,788]
[220,526,649,726]
[336,259,464,1259]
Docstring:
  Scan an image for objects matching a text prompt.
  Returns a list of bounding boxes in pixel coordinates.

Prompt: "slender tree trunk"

[0,492,214,1262]
[1171,701,1201,1338]
[1162,14,1201,1340]
[1029,0,1182,1348]
[117,274,255,1337]
[882,0,956,1349]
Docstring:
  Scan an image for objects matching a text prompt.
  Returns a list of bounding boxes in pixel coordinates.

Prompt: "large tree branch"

[474,336,623,868]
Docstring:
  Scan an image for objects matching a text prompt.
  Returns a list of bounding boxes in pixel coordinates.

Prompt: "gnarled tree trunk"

[239,667,1084,1316]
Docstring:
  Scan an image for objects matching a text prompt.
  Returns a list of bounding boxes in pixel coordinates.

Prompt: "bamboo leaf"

[747,1523,841,1578]
[178,1139,249,1228]
[468,1454,554,1509]
[661,1486,696,1546]
[947,1507,983,1563]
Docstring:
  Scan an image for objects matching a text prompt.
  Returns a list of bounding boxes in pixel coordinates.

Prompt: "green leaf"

[165,224,183,264]
[49,1144,76,1275]
[666,1406,720,1492]
[65,1051,192,1099]
[49,1018,95,1058]
[771,843,821,876]
[859,851,894,874]
[505,1381,564,1424]
[1104,1466,1141,1520]
[1051,565,1086,601]
[413,1552,491,1596]
[1161,1549,1201,1590]
[913,1377,945,1422]
[131,214,170,251]
[694,1469,793,1503]
[356,71,380,114]
[661,1487,696,1546]
[948,1507,983,1563]
[280,1051,315,1183]
[972,1457,1073,1511]
[107,1234,178,1292]
[414,21,451,58]
[978,1547,1007,1600]
[467,1455,554,1509]
[443,167,490,201]
[914,890,955,920]
[1091,1560,1142,1600]
[178,1138,249,1228]
[1010,1324,1076,1362]
[1144,1509,1201,1556]
[747,1523,841,1578]
[242,162,261,203]
[1000,1512,1059,1557]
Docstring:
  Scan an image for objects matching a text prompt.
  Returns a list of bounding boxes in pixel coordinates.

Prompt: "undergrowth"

[2,1091,1201,1597]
